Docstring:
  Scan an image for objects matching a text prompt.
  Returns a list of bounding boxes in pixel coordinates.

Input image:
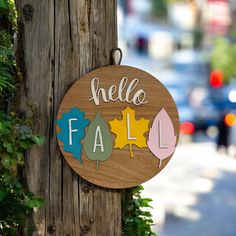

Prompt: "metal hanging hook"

[111,47,123,65]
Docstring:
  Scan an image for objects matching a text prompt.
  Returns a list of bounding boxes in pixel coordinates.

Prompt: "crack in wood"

[67,0,73,47]
[23,4,34,22]
[80,225,91,235]
[47,225,56,234]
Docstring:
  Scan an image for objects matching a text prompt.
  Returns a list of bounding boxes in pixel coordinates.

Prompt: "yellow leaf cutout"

[109,107,150,158]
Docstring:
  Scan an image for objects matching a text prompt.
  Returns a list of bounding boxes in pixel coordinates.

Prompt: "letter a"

[93,126,104,152]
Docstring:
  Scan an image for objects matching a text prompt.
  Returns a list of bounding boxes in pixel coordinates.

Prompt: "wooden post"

[15,1,121,235]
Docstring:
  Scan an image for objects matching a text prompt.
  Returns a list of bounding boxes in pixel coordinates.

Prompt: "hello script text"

[89,77,148,106]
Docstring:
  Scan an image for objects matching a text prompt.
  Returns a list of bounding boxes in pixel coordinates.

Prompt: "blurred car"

[168,50,221,133]
[159,65,215,136]
[165,83,196,135]
[170,49,209,88]
[158,68,195,89]
[222,81,236,109]
[210,81,236,146]
[210,80,236,110]
[190,87,220,130]
[228,111,236,146]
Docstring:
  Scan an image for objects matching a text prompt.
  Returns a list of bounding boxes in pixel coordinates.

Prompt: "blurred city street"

[142,139,236,236]
[123,49,236,235]
[121,45,236,235]
[118,0,236,235]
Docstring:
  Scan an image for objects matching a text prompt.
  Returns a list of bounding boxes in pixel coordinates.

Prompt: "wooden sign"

[56,65,179,189]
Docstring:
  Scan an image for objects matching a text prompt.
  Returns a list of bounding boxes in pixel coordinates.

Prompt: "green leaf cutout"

[84,113,113,170]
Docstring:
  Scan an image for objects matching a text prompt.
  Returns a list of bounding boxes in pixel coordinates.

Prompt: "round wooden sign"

[56,65,179,188]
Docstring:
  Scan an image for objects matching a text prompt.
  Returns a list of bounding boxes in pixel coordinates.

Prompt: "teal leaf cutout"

[57,107,90,163]
[84,113,113,169]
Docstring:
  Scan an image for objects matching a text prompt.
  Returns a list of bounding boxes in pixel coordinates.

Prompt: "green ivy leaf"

[24,197,44,209]
[0,0,8,9]
[32,135,45,145]
[3,141,13,153]
[14,181,22,189]
[0,121,3,131]
[2,156,11,168]
[122,185,156,236]
[0,190,7,201]
[20,140,33,149]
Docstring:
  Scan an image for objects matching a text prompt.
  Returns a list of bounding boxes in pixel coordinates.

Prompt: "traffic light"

[209,70,223,88]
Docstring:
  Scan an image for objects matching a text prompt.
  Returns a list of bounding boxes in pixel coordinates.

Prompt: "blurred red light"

[180,122,195,135]
[210,70,223,88]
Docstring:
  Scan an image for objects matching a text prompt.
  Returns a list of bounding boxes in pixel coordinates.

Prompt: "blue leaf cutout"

[57,107,90,163]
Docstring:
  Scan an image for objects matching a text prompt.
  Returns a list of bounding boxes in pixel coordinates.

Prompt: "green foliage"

[122,185,156,236]
[0,1,45,235]
[0,0,16,96]
[151,0,178,18]
[210,37,236,83]
[0,112,45,235]
[151,0,169,18]
[0,32,15,93]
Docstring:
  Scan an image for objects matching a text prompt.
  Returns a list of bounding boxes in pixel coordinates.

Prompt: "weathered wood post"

[15,1,121,235]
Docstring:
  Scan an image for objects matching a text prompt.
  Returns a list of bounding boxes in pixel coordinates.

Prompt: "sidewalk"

[142,142,236,236]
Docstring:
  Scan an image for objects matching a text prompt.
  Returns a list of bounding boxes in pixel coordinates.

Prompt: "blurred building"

[119,0,151,16]
[205,0,231,35]
[168,2,197,31]
[201,0,233,47]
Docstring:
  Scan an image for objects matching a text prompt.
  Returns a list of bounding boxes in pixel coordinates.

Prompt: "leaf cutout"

[147,108,177,168]
[109,107,150,158]
[57,107,90,163]
[84,113,113,169]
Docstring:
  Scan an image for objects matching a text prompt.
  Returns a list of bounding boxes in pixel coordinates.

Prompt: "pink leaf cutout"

[147,108,177,168]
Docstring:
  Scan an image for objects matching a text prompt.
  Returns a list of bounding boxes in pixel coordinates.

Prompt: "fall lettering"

[89,77,148,106]
[68,118,78,146]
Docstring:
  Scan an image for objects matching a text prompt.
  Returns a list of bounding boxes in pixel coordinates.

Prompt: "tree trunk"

[15,1,121,235]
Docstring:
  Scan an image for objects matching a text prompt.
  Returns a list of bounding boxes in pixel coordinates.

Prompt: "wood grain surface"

[57,65,180,189]
[16,1,121,235]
